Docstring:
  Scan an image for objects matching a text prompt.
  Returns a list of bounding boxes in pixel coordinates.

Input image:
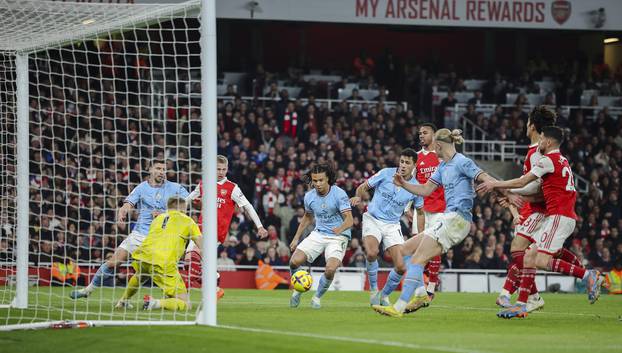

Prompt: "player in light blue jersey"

[350,148,424,306]
[70,159,189,303]
[289,164,353,309]
[372,129,496,317]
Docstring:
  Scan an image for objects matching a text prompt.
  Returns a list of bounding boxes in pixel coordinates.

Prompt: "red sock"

[529,280,538,295]
[548,258,586,279]
[426,255,441,284]
[502,251,524,294]
[556,248,581,267]
[517,267,536,303]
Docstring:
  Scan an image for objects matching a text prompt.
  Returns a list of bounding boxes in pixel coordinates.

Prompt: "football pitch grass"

[1,288,621,353]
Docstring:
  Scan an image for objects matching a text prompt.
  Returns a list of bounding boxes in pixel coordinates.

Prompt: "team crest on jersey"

[220,189,228,196]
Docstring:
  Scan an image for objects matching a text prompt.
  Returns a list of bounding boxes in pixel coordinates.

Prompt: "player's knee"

[534,255,550,270]
[365,248,379,261]
[324,267,338,280]
[395,263,406,275]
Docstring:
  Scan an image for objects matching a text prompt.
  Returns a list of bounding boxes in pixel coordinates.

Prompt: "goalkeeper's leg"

[115,263,142,309]
[144,270,190,311]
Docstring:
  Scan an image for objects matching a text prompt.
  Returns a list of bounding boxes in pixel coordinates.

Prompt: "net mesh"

[0,0,205,328]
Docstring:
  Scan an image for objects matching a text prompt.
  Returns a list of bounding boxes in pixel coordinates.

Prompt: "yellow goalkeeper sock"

[159,298,187,311]
[121,274,140,300]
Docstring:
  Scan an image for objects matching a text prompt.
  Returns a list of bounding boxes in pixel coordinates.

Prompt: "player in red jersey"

[479,126,605,318]
[494,107,554,312]
[185,155,268,292]
[410,123,446,301]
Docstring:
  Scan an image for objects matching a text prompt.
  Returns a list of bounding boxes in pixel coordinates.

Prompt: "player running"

[411,123,446,299]
[372,129,497,318]
[184,155,268,293]
[478,126,604,318]
[350,148,424,306]
[116,197,201,311]
[70,159,189,300]
[289,164,354,309]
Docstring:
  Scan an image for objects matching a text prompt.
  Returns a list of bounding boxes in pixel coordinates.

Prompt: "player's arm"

[232,185,268,238]
[350,181,371,206]
[188,220,203,252]
[185,183,201,204]
[393,175,438,197]
[415,207,425,234]
[332,210,354,236]
[290,212,314,252]
[118,184,141,223]
[477,172,538,194]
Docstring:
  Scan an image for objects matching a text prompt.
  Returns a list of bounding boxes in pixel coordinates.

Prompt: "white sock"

[582,271,590,280]
[84,283,95,294]
[415,286,427,297]
[426,282,436,293]
[291,291,301,298]
[151,299,161,310]
[500,289,511,297]
[394,299,407,313]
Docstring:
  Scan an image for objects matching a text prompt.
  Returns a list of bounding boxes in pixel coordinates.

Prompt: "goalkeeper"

[116,196,202,311]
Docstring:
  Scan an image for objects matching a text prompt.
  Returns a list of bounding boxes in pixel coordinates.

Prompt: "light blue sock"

[315,274,332,299]
[381,269,403,297]
[366,259,379,291]
[398,262,425,303]
[86,263,114,292]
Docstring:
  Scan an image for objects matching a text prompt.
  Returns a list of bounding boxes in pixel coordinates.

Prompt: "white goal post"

[0,0,218,330]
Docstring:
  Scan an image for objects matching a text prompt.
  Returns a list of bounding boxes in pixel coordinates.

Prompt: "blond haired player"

[116,196,202,311]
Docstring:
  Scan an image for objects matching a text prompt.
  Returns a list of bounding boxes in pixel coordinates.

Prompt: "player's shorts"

[119,230,147,254]
[296,231,349,263]
[132,261,187,297]
[534,215,576,255]
[423,212,471,253]
[411,211,443,235]
[514,212,546,243]
[362,213,404,250]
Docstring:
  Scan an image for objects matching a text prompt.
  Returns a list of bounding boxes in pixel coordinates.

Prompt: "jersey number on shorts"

[161,215,170,229]
[561,167,576,192]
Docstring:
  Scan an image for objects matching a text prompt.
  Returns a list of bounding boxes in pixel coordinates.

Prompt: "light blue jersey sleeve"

[430,165,443,186]
[125,182,144,206]
[336,187,351,214]
[170,182,190,200]
[366,168,389,189]
[413,194,424,209]
[303,192,313,215]
[458,157,483,181]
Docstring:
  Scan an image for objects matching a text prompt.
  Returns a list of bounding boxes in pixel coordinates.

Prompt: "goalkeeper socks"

[366,259,379,292]
[120,274,140,300]
[381,269,403,298]
[314,274,332,299]
[395,262,424,312]
[159,298,187,311]
[85,263,115,293]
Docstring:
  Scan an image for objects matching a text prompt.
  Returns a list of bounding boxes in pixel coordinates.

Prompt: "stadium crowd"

[1,50,619,280]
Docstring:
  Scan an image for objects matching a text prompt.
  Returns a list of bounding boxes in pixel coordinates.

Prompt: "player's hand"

[350,196,361,206]
[498,196,511,208]
[512,215,522,226]
[393,173,406,187]
[117,207,128,223]
[506,192,525,209]
[151,211,162,218]
[257,227,268,239]
[476,180,496,194]
[332,227,342,235]
[289,239,299,253]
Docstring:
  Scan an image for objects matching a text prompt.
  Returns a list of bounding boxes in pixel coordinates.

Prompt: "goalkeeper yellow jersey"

[132,210,201,273]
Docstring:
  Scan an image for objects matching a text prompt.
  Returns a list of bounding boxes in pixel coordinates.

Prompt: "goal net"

[0,0,211,330]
